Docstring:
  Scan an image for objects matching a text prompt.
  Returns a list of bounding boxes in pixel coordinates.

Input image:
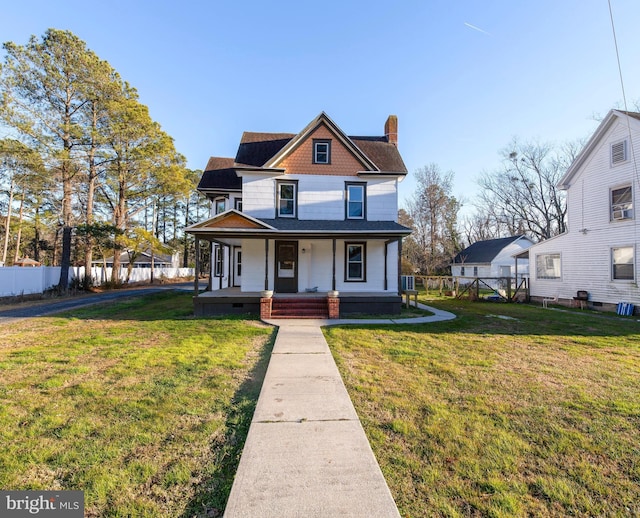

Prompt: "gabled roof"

[197,113,408,193]
[263,112,379,171]
[558,109,640,189]
[185,210,275,232]
[453,235,531,264]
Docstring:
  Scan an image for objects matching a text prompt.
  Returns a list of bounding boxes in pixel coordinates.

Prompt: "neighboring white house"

[451,235,534,280]
[528,109,640,312]
[186,112,411,316]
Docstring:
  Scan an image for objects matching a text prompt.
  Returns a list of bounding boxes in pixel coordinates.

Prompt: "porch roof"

[186,215,411,242]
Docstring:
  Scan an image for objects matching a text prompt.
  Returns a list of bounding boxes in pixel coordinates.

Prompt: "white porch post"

[264,239,269,291]
[194,237,200,296]
[332,239,337,291]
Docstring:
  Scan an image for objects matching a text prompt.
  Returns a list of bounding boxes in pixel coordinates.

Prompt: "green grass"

[0,292,274,517]
[324,297,640,517]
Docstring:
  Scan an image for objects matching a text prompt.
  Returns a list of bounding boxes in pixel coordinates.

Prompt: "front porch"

[193,287,402,318]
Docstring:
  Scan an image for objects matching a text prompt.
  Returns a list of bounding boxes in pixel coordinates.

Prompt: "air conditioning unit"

[401,275,415,292]
[612,209,632,220]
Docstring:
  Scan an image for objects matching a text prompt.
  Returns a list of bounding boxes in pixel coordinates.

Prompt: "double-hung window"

[214,198,226,215]
[612,246,634,280]
[346,183,366,219]
[313,140,331,164]
[611,185,633,221]
[345,242,366,282]
[277,181,297,218]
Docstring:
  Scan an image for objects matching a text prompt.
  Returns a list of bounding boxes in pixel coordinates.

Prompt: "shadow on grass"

[179,326,277,517]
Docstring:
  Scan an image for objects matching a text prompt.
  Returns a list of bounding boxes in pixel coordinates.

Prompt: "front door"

[275,241,298,293]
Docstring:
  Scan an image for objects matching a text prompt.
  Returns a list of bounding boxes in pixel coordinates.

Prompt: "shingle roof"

[198,116,408,192]
[197,157,241,191]
[453,236,525,264]
[259,219,411,233]
[235,133,295,167]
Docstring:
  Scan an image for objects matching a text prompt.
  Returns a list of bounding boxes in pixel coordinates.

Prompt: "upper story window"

[313,139,331,164]
[234,198,243,211]
[536,253,561,279]
[611,185,633,221]
[611,139,628,165]
[346,183,366,219]
[612,246,634,280]
[277,180,297,218]
[214,198,226,214]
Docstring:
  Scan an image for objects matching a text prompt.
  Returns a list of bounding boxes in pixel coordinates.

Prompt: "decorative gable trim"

[185,210,275,232]
[263,112,379,172]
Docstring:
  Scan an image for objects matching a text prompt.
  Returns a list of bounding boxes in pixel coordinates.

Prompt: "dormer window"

[611,139,628,165]
[313,139,331,164]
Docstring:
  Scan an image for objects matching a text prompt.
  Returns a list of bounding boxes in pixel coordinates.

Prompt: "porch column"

[264,239,269,290]
[332,239,336,291]
[397,237,403,295]
[194,237,200,296]
[384,240,390,291]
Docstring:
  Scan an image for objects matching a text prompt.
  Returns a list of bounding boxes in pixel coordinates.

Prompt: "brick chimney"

[384,115,398,146]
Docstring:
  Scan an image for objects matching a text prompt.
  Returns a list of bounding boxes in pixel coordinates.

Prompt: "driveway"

[0,282,204,324]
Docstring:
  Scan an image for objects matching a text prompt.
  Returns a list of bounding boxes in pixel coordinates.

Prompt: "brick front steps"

[270,298,330,319]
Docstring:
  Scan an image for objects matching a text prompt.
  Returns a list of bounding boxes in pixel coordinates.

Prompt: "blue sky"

[2,0,640,214]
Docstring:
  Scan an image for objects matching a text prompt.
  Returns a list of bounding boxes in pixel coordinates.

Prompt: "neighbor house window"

[215,198,226,214]
[473,266,478,276]
[346,183,366,219]
[277,181,297,218]
[536,253,561,279]
[214,245,224,277]
[460,266,465,276]
[345,242,366,281]
[611,139,628,165]
[612,246,634,280]
[313,139,331,164]
[611,185,633,221]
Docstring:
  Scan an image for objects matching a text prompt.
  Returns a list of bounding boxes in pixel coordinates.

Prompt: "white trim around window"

[535,253,561,279]
[277,180,298,218]
[610,185,633,221]
[612,245,634,281]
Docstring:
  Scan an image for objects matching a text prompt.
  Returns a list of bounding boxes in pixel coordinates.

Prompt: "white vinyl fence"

[0,266,194,297]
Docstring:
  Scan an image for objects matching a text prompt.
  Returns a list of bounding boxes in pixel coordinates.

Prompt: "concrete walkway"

[224,303,456,517]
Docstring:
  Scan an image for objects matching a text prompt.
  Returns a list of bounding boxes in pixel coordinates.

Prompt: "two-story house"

[528,109,639,312]
[186,112,411,317]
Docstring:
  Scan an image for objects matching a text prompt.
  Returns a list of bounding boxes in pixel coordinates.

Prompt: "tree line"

[402,137,581,275]
[0,29,208,290]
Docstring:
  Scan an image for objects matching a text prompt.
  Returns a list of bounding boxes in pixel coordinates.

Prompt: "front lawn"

[0,292,274,517]
[324,299,640,517]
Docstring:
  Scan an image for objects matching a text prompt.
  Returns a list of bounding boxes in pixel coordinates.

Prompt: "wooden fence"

[414,276,529,302]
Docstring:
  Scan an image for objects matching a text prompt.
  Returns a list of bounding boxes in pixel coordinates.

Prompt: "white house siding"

[242,174,398,221]
[491,239,533,276]
[529,115,640,306]
[240,238,398,293]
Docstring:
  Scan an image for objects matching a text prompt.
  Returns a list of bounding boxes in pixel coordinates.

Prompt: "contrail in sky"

[464,22,491,36]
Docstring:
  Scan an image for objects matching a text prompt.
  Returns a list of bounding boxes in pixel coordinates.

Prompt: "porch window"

[610,185,633,221]
[346,183,366,219]
[612,246,634,280]
[345,242,366,282]
[313,139,331,164]
[214,245,224,277]
[277,181,297,218]
[536,253,561,279]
